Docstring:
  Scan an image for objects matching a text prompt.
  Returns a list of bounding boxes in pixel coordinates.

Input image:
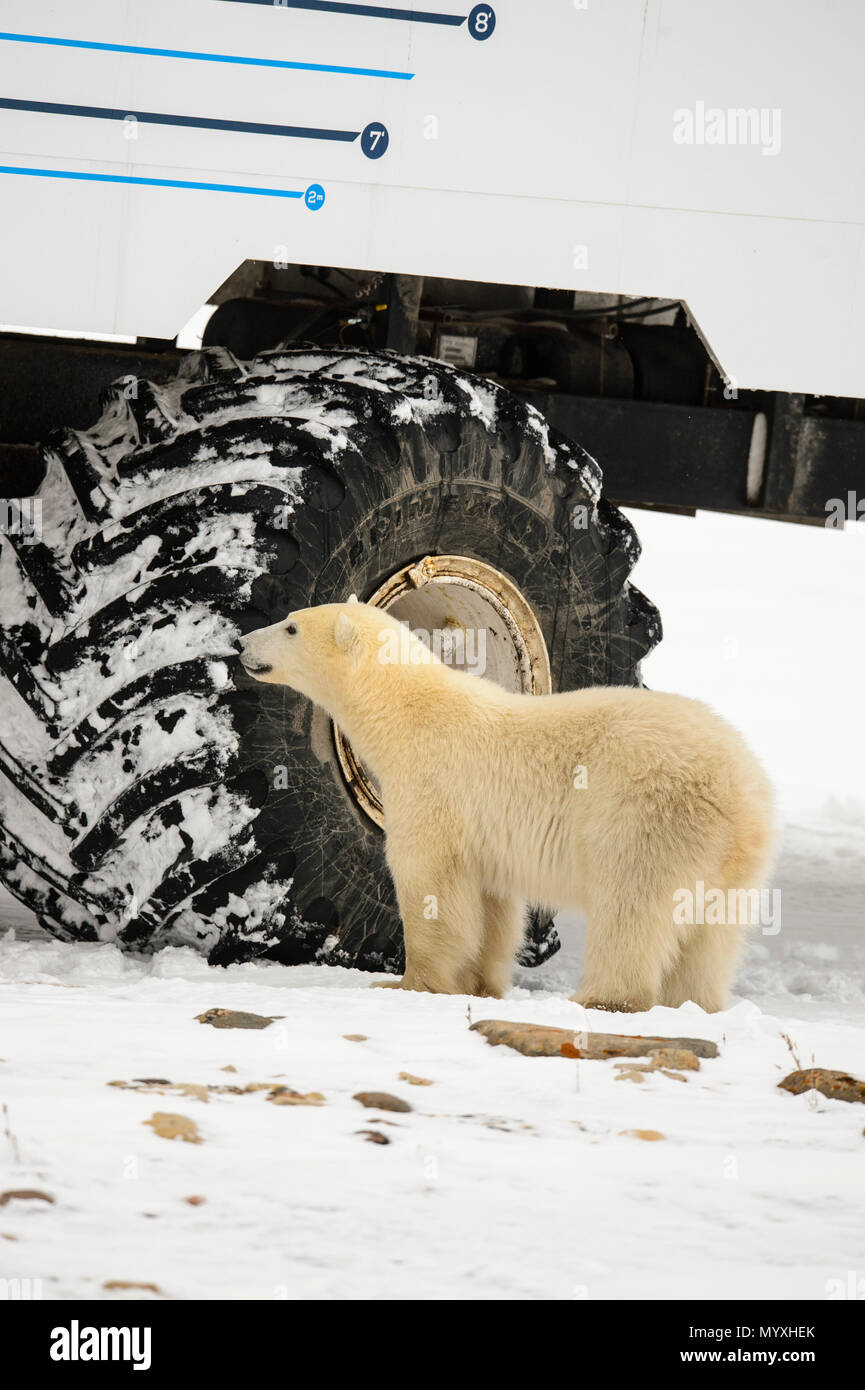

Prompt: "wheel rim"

[333,554,552,828]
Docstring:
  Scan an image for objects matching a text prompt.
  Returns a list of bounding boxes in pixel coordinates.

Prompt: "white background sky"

[623,506,864,817]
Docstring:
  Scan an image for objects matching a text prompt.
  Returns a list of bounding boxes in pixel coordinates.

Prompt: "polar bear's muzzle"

[240,656,272,676]
[238,633,273,677]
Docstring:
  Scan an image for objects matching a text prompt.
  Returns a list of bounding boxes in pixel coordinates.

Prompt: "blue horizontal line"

[219,0,465,24]
[0,30,414,79]
[0,98,359,144]
[0,165,305,197]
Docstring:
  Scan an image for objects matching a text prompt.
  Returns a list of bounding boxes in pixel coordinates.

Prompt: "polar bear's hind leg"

[571,886,682,1014]
[658,922,743,1012]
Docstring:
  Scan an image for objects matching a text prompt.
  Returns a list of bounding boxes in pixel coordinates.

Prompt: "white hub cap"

[334,555,552,827]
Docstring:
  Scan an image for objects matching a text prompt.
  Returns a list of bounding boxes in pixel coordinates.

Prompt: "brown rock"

[353,1091,413,1113]
[620,1129,666,1141]
[184,1196,206,1206]
[142,1112,202,1144]
[779,1068,865,1104]
[110,1076,331,1103]
[357,1130,391,1144]
[470,1018,718,1059]
[103,1280,161,1294]
[470,1020,580,1057]
[614,1058,689,1082]
[398,1072,433,1086]
[267,1088,325,1106]
[174,1083,210,1104]
[343,1034,368,1043]
[195,1008,283,1030]
[110,1079,217,1101]
[647,1049,701,1072]
[0,1189,54,1207]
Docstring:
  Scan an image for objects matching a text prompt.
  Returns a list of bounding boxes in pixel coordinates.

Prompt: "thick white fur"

[240,601,775,1011]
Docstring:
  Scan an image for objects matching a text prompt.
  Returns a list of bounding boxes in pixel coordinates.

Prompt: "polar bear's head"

[239,599,435,715]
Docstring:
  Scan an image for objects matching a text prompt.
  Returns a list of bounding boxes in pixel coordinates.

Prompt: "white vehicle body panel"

[0,0,861,394]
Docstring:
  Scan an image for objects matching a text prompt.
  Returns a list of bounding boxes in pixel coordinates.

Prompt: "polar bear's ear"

[334,610,361,656]
[347,593,359,605]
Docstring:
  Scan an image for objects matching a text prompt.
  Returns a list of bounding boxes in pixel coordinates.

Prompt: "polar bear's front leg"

[458,895,523,998]
[376,854,485,995]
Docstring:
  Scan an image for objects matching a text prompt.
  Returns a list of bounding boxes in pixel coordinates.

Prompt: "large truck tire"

[0,347,661,971]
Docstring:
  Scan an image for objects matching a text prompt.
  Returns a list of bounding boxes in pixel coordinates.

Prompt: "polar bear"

[240,601,775,1012]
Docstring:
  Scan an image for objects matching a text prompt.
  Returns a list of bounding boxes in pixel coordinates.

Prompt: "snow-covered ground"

[1,508,863,1301]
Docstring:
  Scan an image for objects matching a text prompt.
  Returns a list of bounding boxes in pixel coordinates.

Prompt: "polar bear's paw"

[370,975,466,994]
[570,991,644,1014]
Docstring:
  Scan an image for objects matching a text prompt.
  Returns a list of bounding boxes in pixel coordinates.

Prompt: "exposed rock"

[398,1072,433,1086]
[779,1068,865,1104]
[111,1079,224,1101]
[357,1129,391,1144]
[614,1065,647,1084]
[470,1018,718,1059]
[111,1077,323,1104]
[267,1088,325,1106]
[620,1129,666,1141]
[343,1034,368,1042]
[103,1280,161,1294]
[469,1020,579,1057]
[648,1048,701,1072]
[195,1008,283,1030]
[0,1189,54,1206]
[143,1112,202,1143]
[353,1091,413,1113]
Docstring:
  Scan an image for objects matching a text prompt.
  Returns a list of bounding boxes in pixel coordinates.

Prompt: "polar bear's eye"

[285,623,298,636]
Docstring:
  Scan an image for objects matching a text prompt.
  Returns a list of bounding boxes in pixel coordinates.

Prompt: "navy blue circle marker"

[304,183,325,210]
[361,122,389,159]
[468,5,496,40]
